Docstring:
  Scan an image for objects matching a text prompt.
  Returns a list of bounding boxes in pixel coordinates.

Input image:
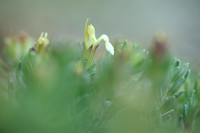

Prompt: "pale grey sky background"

[0,0,200,68]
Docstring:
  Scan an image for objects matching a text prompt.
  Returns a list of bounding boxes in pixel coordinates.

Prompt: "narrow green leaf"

[190,89,196,107]
[167,78,185,96]
[184,69,191,79]
[160,96,176,113]
[172,62,189,82]
[160,109,174,118]
[16,60,27,89]
[174,89,185,99]
[87,62,96,74]
[183,103,189,122]
[174,58,180,67]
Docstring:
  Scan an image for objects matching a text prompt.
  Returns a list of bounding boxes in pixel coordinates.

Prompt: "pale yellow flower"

[84,19,114,55]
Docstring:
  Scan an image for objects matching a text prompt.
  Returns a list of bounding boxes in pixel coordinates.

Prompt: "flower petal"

[105,41,114,55]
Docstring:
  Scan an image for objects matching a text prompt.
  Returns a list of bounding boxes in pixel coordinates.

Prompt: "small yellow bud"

[36,32,49,53]
[37,32,49,47]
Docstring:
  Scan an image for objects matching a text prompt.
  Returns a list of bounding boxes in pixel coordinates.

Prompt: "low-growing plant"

[0,20,200,133]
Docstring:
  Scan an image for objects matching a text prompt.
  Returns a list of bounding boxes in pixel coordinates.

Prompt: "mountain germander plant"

[0,19,200,133]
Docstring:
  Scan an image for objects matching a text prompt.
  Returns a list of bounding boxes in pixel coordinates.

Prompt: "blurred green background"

[0,0,200,68]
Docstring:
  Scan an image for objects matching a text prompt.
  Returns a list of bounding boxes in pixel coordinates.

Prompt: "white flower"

[87,24,97,48]
[84,19,114,55]
[105,41,114,55]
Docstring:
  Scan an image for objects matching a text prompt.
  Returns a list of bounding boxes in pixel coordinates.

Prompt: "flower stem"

[86,45,98,67]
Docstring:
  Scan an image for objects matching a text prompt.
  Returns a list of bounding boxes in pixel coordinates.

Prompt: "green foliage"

[0,33,200,133]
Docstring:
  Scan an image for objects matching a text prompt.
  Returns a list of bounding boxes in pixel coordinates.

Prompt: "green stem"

[86,45,99,67]
[86,48,95,67]
[82,47,90,60]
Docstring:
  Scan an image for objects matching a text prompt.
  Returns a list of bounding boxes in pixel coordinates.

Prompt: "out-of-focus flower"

[153,32,168,60]
[4,32,34,65]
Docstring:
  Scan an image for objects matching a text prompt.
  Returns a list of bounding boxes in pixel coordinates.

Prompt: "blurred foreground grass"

[0,29,200,133]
